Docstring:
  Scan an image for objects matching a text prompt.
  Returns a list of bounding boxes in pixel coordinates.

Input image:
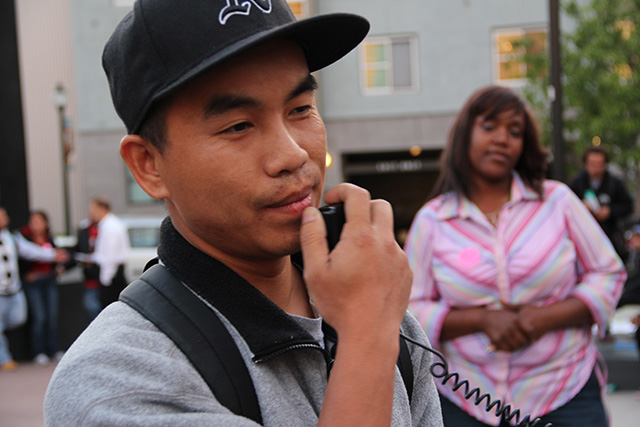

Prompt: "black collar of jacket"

[157,217,334,362]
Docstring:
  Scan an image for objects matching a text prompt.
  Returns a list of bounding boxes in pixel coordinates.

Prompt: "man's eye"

[221,122,252,134]
[291,105,312,115]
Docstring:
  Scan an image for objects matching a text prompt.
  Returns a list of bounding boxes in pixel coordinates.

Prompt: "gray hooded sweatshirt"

[44,218,443,426]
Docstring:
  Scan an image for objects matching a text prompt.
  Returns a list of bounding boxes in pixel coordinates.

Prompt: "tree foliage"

[518,0,640,178]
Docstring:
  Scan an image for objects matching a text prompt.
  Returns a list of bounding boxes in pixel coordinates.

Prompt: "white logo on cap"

[219,0,272,25]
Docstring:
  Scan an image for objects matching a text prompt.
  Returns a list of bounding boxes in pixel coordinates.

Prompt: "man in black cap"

[44,1,443,425]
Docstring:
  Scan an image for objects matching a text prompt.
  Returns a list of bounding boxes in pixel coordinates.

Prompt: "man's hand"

[299,183,411,337]
[54,249,70,263]
[595,205,611,221]
[299,183,412,426]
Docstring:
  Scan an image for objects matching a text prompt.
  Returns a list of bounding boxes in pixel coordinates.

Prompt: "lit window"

[361,35,418,95]
[286,0,309,18]
[493,28,547,85]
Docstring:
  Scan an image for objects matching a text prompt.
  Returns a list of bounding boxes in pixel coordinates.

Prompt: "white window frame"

[360,34,419,96]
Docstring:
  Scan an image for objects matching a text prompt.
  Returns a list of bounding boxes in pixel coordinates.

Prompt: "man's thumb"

[299,207,328,272]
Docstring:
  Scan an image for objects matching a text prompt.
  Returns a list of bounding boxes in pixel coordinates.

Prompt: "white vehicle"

[120,215,164,282]
[56,215,164,285]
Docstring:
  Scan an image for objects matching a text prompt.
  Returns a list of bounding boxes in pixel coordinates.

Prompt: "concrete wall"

[15,0,78,233]
[15,0,591,230]
[317,0,548,190]
[70,1,165,219]
[318,0,547,120]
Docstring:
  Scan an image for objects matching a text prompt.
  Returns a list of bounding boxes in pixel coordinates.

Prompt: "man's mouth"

[267,188,315,216]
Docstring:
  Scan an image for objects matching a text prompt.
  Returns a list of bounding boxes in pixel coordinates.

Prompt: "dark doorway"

[343,149,442,246]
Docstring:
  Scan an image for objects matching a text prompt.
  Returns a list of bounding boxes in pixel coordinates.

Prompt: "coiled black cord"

[400,333,554,427]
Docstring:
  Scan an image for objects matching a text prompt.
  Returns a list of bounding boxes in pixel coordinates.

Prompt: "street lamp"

[53,82,71,235]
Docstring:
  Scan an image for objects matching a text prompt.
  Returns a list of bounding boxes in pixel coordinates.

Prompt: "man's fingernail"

[302,207,318,224]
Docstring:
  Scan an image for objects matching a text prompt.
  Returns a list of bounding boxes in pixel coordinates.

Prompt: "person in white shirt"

[0,206,67,371]
[88,197,130,309]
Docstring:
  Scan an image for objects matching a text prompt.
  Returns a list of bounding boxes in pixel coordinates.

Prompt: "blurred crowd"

[0,197,129,371]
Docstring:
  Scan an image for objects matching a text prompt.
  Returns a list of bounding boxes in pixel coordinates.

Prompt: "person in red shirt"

[19,210,63,365]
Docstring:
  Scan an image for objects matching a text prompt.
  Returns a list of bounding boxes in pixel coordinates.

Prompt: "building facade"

[12,0,562,236]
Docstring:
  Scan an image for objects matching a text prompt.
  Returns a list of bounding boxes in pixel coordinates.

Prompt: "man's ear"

[120,135,170,200]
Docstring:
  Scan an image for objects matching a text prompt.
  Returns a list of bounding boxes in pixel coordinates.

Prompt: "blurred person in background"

[569,146,633,259]
[620,224,640,307]
[88,197,130,309]
[405,85,625,426]
[73,219,101,320]
[619,225,640,398]
[0,207,67,371]
[19,210,63,365]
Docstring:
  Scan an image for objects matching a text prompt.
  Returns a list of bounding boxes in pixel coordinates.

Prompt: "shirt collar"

[157,217,325,361]
[435,171,538,220]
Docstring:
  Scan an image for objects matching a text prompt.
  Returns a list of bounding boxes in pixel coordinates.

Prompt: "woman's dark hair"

[30,210,50,225]
[432,85,548,199]
[27,210,51,237]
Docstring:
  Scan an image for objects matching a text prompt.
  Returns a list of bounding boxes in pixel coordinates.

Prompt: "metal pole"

[58,105,71,235]
[549,0,565,181]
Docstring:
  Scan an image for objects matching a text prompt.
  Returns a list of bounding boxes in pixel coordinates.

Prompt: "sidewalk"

[0,361,57,427]
[1,360,638,426]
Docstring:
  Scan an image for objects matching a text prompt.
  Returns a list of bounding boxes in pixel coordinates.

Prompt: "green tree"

[518,0,640,183]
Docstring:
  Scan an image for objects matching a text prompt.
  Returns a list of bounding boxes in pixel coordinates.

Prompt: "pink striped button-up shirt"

[405,173,625,425]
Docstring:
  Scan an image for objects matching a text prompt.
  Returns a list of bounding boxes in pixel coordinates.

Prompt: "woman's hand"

[488,298,593,351]
[482,308,532,352]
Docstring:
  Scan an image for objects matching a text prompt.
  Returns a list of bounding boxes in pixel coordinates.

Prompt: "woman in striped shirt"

[405,85,625,426]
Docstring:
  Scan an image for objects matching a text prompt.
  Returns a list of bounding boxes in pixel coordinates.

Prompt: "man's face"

[584,152,607,181]
[155,40,327,262]
[629,233,640,250]
[88,202,100,223]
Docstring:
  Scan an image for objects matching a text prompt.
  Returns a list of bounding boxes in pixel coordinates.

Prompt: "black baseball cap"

[103,0,370,134]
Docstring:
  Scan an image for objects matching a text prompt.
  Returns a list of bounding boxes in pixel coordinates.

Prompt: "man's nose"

[263,124,309,177]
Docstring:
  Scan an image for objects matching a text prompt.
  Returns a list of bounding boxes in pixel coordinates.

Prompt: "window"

[286,0,309,18]
[128,227,160,248]
[361,35,419,95]
[493,28,547,85]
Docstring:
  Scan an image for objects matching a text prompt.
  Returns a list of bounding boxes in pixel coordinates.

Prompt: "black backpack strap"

[397,335,414,403]
[119,264,262,424]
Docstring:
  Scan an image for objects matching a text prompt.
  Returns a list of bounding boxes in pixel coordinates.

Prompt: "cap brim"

[135,13,369,133]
